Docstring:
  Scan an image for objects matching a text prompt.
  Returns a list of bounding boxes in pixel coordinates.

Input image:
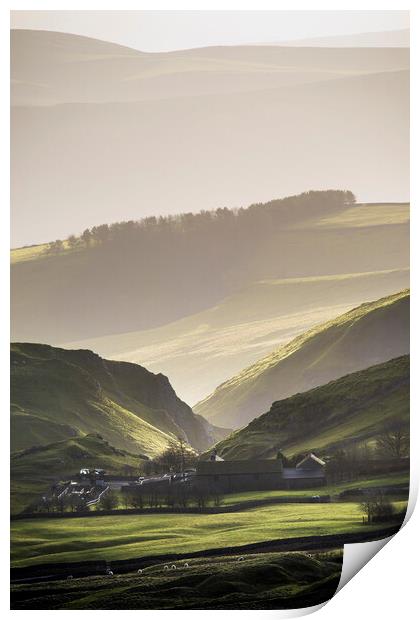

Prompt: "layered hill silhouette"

[70,267,409,405]
[11,192,409,347]
[11,30,409,247]
[211,355,409,460]
[11,343,227,456]
[195,290,409,428]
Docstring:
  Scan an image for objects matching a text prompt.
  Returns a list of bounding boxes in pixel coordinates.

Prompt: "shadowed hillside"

[211,355,409,460]
[195,290,409,428]
[11,343,227,456]
[11,434,141,514]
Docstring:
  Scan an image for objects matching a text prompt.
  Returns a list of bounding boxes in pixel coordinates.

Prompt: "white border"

[2,2,417,618]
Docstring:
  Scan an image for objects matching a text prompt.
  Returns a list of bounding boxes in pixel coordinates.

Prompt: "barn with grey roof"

[195,450,326,492]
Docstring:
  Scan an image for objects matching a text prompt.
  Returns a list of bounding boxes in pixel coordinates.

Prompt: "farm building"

[195,451,326,492]
[282,453,327,489]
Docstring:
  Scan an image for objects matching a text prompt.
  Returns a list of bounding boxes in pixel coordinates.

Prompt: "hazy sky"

[11,10,409,51]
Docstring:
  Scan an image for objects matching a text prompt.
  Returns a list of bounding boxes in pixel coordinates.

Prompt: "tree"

[67,234,78,249]
[150,440,197,475]
[376,422,409,460]
[129,490,144,510]
[45,239,64,254]
[193,486,209,511]
[81,228,92,247]
[359,493,395,524]
[100,490,119,511]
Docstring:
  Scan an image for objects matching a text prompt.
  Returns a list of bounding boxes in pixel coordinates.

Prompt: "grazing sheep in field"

[137,569,143,574]
[171,565,177,570]
[164,565,169,571]
[184,563,189,568]
[106,570,114,576]
[67,575,73,580]
[237,556,244,562]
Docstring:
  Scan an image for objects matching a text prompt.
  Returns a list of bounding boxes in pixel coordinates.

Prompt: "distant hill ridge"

[195,290,409,428]
[11,191,409,344]
[11,343,227,456]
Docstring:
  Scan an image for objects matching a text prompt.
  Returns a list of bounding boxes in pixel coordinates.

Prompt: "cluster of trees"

[375,421,409,460]
[33,483,225,514]
[316,422,409,484]
[359,493,396,524]
[120,483,223,511]
[141,439,198,476]
[43,190,355,255]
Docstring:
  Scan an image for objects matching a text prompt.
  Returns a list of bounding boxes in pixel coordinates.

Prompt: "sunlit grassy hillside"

[68,268,409,404]
[195,290,409,428]
[11,343,224,457]
[211,355,409,460]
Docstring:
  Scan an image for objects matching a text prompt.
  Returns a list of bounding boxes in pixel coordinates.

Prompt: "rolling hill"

[275,28,409,48]
[211,355,409,460]
[195,290,409,428]
[12,30,409,249]
[11,194,409,345]
[11,434,141,514]
[11,343,227,456]
[67,267,409,405]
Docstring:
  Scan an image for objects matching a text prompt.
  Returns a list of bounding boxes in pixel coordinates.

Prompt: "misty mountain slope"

[195,290,409,428]
[67,268,409,404]
[11,30,409,247]
[11,343,227,456]
[275,28,409,48]
[210,355,409,460]
[11,29,409,106]
[11,194,409,344]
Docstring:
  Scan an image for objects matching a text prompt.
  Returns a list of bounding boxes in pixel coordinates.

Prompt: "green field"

[222,473,409,505]
[11,550,343,610]
[11,501,406,568]
[10,240,81,264]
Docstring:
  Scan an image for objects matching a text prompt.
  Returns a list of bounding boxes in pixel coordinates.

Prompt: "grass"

[316,203,409,229]
[11,244,50,264]
[10,241,81,264]
[222,473,410,505]
[11,550,344,610]
[11,501,407,568]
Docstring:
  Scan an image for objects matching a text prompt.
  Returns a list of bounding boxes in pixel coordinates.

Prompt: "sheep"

[137,569,143,574]
[237,556,245,562]
[106,570,114,576]
[183,563,189,568]
[164,565,169,571]
[171,565,177,570]
[66,575,73,580]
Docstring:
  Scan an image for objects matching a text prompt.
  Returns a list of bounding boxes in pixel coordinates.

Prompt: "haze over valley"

[11,29,409,247]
